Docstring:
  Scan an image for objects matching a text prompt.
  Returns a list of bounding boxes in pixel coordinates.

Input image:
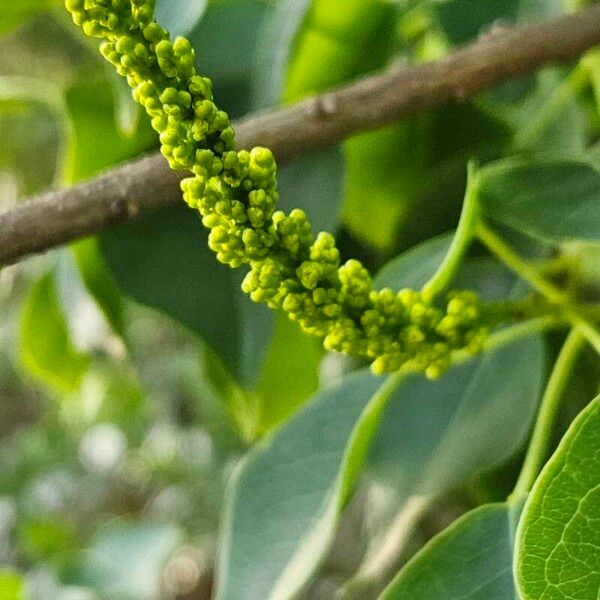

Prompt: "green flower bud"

[65,0,490,380]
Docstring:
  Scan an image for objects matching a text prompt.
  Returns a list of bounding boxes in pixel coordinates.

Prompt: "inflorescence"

[64,0,488,379]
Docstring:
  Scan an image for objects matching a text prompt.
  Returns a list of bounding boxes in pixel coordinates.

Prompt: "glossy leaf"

[477,158,600,243]
[381,502,522,599]
[155,0,208,38]
[515,394,600,600]
[20,272,91,394]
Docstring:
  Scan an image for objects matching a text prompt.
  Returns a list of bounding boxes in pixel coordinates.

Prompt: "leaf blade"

[515,394,600,600]
[381,502,522,600]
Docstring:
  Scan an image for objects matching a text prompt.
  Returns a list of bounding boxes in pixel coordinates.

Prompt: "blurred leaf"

[518,0,564,20]
[72,239,126,339]
[278,146,345,233]
[108,71,141,138]
[254,313,322,435]
[375,234,454,290]
[189,0,269,118]
[515,394,600,600]
[63,68,152,345]
[155,0,208,38]
[250,0,312,109]
[0,76,68,195]
[19,518,77,561]
[433,0,520,46]
[0,569,26,600]
[63,76,153,183]
[381,502,523,599]
[510,69,587,153]
[101,205,241,373]
[477,158,600,243]
[283,0,394,103]
[20,272,91,395]
[81,520,182,600]
[0,0,53,35]
[254,0,400,250]
[343,121,430,251]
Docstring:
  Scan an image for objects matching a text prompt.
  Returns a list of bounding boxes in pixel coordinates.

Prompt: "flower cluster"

[64,0,488,378]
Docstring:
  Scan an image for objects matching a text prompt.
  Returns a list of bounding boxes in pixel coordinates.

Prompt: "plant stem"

[511,329,586,499]
[476,223,600,354]
[476,224,569,305]
[422,163,480,300]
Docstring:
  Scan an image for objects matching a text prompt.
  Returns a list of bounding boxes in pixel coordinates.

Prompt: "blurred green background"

[1,0,599,599]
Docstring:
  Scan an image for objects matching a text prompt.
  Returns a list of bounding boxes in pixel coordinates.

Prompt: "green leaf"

[375,232,515,300]
[63,76,153,182]
[72,238,126,339]
[477,158,600,243]
[18,517,77,561]
[254,313,322,435]
[381,502,523,599]
[515,394,600,600]
[62,72,151,344]
[108,70,141,138]
[216,322,543,600]
[215,370,383,600]
[0,569,26,600]
[434,0,520,46]
[253,0,392,107]
[253,0,400,249]
[250,0,312,109]
[510,69,587,153]
[155,0,208,38]
[20,272,91,395]
[81,520,182,600]
[189,0,269,118]
[0,0,53,35]
[368,334,544,508]
[343,121,430,251]
[101,205,241,373]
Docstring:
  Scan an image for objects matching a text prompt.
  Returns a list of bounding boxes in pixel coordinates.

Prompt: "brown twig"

[2,5,600,265]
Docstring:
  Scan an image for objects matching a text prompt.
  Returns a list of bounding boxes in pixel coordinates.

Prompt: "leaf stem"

[476,224,569,305]
[476,223,600,354]
[422,163,480,301]
[511,329,586,499]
